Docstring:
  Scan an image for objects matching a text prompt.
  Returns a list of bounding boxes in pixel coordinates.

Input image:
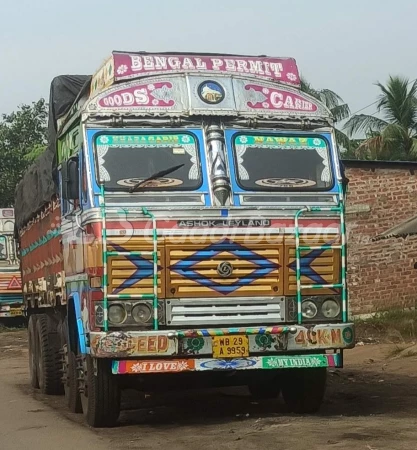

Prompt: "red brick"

[346,166,417,313]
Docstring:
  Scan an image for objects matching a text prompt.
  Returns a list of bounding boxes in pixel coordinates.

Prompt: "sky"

[1,0,417,123]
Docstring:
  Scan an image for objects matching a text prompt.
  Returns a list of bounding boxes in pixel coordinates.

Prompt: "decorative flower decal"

[131,363,142,373]
[176,361,190,371]
[116,65,128,75]
[262,88,270,94]
[286,73,297,81]
[152,99,159,106]
[147,84,155,91]
[313,138,322,146]
[181,135,191,143]
[99,136,109,144]
[239,136,248,144]
[262,102,270,108]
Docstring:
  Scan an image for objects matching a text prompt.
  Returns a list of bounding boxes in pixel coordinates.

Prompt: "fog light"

[108,304,127,324]
[132,303,152,324]
[302,300,318,319]
[322,299,341,318]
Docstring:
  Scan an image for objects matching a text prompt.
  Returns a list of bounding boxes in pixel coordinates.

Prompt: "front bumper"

[112,352,342,374]
[90,322,355,359]
[0,305,23,318]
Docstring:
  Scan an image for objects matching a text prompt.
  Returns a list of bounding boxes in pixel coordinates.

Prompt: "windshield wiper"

[128,164,185,193]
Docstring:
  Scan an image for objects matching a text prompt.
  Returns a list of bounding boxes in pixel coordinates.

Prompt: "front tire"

[81,355,120,427]
[28,314,39,389]
[281,368,327,413]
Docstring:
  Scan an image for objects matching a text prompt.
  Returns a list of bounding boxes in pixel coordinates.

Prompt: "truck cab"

[0,209,23,320]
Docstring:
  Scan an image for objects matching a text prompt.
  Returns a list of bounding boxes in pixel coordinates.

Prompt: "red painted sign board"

[113,52,300,86]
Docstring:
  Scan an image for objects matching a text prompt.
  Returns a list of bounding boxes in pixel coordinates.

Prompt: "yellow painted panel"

[165,235,283,298]
[284,234,341,296]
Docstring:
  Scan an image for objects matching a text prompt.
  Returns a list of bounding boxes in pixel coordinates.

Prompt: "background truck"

[0,208,23,322]
[15,51,354,428]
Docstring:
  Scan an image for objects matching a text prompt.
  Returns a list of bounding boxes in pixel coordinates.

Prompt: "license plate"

[212,335,249,358]
[10,309,22,316]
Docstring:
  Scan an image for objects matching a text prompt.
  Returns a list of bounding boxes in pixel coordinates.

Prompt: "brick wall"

[345,162,417,314]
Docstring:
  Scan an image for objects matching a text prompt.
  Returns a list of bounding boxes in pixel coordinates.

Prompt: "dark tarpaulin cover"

[14,75,91,231]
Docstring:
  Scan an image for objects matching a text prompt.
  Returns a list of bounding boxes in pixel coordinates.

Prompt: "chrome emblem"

[217,261,233,278]
[198,80,225,104]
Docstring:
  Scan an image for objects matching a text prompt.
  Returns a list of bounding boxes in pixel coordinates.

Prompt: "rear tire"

[281,368,327,413]
[60,318,82,413]
[28,314,39,389]
[36,314,64,395]
[81,355,121,428]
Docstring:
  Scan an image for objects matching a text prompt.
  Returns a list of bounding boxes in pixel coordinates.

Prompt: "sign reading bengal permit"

[112,52,300,86]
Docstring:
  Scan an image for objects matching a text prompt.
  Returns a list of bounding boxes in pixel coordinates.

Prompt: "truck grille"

[166,297,285,326]
[166,238,283,298]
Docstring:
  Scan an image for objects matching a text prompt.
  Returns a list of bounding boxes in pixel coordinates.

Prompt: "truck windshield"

[94,133,202,191]
[232,134,333,191]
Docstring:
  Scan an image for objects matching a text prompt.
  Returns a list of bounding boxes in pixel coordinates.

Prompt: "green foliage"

[0,99,48,207]
[300,76,351,151]
[300,76,351,122]
[344,76,417,160]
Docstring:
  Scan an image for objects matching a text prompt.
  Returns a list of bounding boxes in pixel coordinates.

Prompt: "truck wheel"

[281,368,327,413]
[36,314,64,395]
[247,372,280,399]
[60,318,82,413]
[28,314,39,389]
[81,355,120,427]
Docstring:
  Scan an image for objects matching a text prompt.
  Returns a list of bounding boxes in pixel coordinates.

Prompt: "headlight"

[302,300,318,319]
[322,299,341,318]
[132,303,152,324]
[108,304,127,324]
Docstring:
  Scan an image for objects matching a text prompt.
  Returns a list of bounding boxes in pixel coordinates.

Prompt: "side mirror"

[61,157,79,201]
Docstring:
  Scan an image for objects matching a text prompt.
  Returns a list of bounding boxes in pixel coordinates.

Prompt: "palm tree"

[300,76,351,150]
[344,76,417,160]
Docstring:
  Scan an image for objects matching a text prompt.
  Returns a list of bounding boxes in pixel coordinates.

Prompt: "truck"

[14,51,354,428]
[0,208,23,321]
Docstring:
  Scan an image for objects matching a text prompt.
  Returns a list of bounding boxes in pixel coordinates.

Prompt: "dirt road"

[1,330,417,450]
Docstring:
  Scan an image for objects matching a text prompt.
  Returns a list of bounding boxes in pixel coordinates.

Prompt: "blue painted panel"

[0,294,23,304]
[68,291,87,354]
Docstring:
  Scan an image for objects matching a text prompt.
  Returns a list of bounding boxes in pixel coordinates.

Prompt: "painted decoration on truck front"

[88,78,188,114]
[112,52,300,86]
[244,83,318,112]
[98,82,175,108]
[112,353,343,375]
[88,75,331,120]
[168,237,282,297]
[90,56,115,96]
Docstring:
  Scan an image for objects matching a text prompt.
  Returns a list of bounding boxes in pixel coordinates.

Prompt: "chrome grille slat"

[167,297,285,326]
